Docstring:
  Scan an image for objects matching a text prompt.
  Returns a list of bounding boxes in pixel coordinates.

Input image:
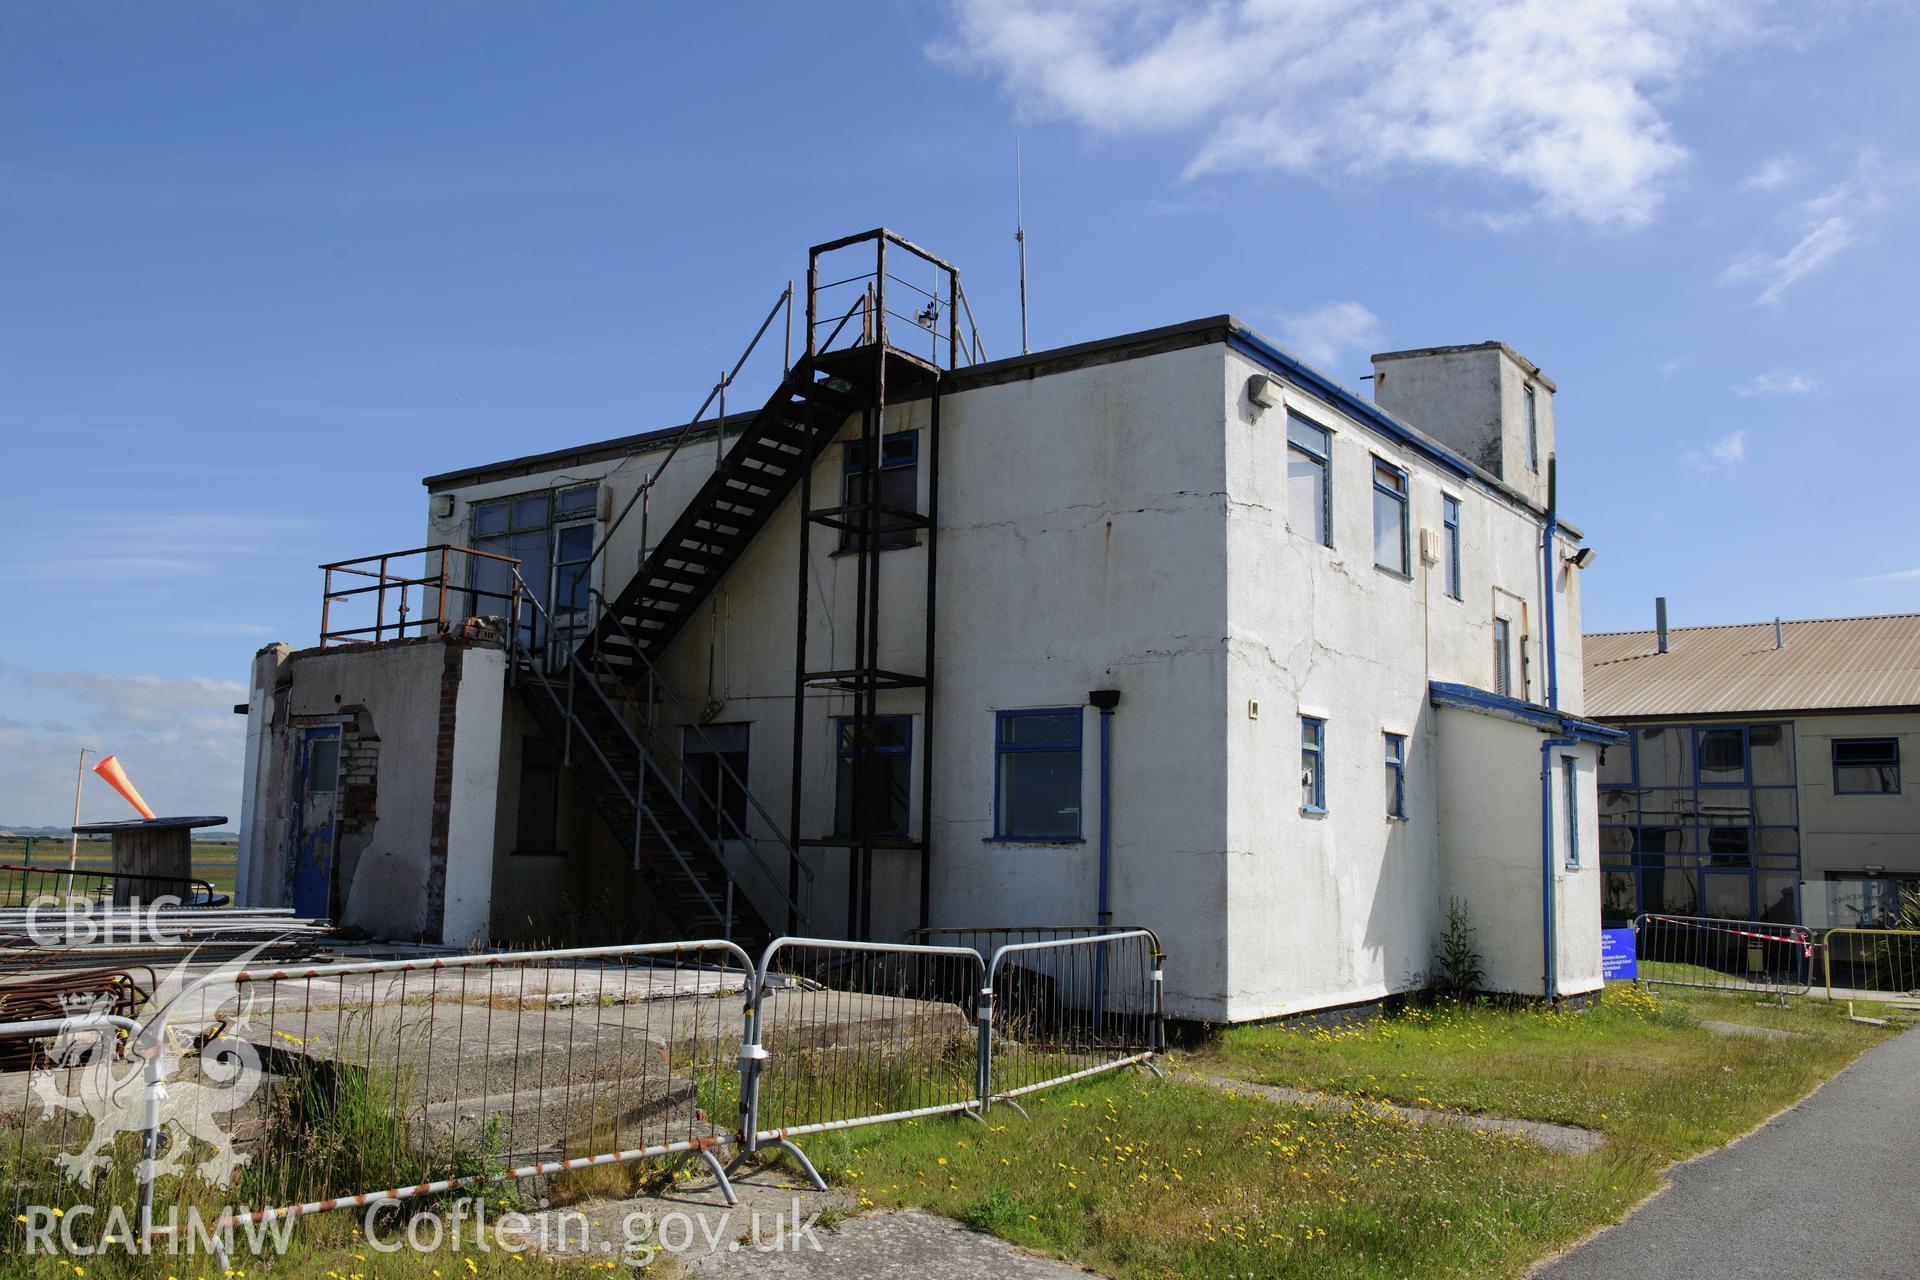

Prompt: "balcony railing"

[318,544,521,648]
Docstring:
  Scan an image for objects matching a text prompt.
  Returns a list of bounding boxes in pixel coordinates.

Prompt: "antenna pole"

[1016,134,1030,355]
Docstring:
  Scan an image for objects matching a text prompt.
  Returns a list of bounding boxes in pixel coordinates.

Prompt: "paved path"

[1536,1025,1920,1279]
[1177,1068,1606,1155]
[530,1166,1099,1278]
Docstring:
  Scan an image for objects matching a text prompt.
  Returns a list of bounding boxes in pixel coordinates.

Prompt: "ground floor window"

[682,723,749,840]
[994,708,1082,839]
[515,736,560,853]
[835,716,912,838]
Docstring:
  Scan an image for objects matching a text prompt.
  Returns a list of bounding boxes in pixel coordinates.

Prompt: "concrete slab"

[1177,1068,1606,1155]
[528,1167,1100,1278]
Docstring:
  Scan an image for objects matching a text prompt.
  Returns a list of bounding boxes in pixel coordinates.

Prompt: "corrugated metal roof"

[1583,614,1920,718]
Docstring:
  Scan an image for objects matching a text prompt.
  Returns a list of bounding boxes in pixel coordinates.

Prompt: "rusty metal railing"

[318,544,521,648]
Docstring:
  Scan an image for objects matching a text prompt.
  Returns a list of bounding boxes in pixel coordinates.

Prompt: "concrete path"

[1535,1025,1920,1279]
[1176,1068,1606,1155]
[530,1166,1100,1278]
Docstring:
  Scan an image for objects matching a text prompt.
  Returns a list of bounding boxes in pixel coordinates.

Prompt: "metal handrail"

[514,571,809,933]
[516,640,732,935]
[320,544,521,648]
[588,588,813,917]
[572,285,794,621]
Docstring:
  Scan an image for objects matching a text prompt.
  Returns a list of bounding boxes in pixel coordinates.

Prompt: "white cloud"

[1681,430,1747,471]
[934,0,1773,229]
[0,667,245,827]
[1742,153,1800,191]
[1734,369,1820,396]
[1862,568,1920,584]
[1722,150,1891,304]
[1274,300,1382,371]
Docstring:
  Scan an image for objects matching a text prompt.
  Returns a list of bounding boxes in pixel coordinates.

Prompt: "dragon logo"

[31,945,271,1190]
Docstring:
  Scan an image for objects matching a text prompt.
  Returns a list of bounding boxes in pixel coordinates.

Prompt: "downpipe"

[1540,736,1577,1001]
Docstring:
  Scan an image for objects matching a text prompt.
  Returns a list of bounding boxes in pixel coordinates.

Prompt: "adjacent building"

[1584,610,1920,928]
[237,231,1615,1021]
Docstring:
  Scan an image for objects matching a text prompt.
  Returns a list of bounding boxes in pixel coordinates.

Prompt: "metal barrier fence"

[980,930,1164,1112]
[0,929,1165,1248]
[1633,913,1814,996]
[1822,928,1920,1000]
[743,937,985,1182]
[0,863,222,909]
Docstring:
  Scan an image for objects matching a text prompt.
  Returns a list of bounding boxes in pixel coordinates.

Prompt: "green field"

[0,836,239,898]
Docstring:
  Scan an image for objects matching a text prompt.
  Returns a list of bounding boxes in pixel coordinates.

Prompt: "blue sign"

[1600,927,1638,981]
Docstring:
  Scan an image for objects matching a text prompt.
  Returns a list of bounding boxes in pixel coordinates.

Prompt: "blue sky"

[2,1,1915,824]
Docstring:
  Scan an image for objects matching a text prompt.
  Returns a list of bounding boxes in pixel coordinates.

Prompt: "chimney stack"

[1656,597,1669,654]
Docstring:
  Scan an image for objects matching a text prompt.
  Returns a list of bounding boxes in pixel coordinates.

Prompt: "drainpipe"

[1542,456,1559,710]
[1089,690,1121,925]
[1540,735,1577,1000]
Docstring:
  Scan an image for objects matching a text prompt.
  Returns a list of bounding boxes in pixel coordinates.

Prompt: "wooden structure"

[70,815,226,906]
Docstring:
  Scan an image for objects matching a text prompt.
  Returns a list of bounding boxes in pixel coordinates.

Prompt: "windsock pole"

[68,747,92,894]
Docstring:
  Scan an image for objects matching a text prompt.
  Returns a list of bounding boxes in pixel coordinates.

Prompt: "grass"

[781,983,1897,1279]
[0,838,238,900]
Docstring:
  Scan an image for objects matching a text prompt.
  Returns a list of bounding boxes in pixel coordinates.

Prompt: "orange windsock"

[93,755,156,821]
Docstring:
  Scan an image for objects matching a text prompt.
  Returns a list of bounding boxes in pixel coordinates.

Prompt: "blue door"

[292,726,341,918]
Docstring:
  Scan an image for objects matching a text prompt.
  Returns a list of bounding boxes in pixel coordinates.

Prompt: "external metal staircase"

[337,231,982,950]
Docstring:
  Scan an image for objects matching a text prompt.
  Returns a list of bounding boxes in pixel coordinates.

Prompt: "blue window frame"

[993,709,1083,840]
[1301,716,1327,813]
[834,715,912,837]
[1833,737,1900,795]
[1562,755,1580,868]
[1372,458,1410,575]
[1384,733,1406,819]
[1441,494,1462,600]
[1287,414,1333,547]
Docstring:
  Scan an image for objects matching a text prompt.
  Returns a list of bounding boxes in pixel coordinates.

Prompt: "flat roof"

[421,314,1577,532]
[1584,613,1920,719]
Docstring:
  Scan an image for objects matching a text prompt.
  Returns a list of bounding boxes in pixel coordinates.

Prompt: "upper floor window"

[470,483,598,622]
[994,709,1083,840]
[1372,459,1409,575]
[835,715,912,837]
[841,431,920,552]
[1286,415,1332,547]
[1562,755,1580,868]
[1493,617,1514,698]
[1301,716,1327,813]
[1441,494,1462,600]
[1384,733,1407,820]
[1833,738,1900,795]
[1524,385,1539,473]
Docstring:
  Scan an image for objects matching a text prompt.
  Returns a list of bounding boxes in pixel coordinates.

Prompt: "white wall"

[416,329,1601,1019]
[1220,345,1596,1017]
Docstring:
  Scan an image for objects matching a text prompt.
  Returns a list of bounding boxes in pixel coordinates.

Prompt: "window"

[840,431,920,552]
[1493,617,1513,697]
[994,709,1082,839]
[1441,494,1462,600]
[1696,728,1747,786]
[682,723,750,839]
[1524,385,1539,473]
[1286,415,1332,547]
[1371,459,1409,575]
[1301,716,1326,813]
[1562,755,1579,868]
[1833,737,1900,795]
[834,716,912,838]
[470,483,599,632]
[516,736,560,853]
[1384,733,1406,819]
